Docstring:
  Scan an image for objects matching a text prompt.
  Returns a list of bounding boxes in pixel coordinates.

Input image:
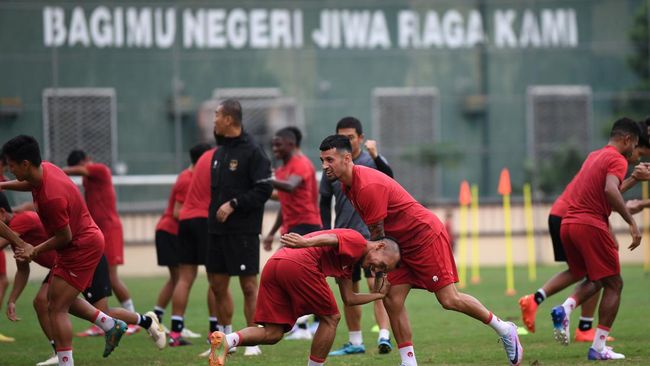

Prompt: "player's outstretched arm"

[61,165,89,176]
[626,199,650,214]
[271,174,303,193]
[0,180,32,192]
[0,221,26,249]
[16,225,72,262]
[337,277,389,306]
[280,232,338,248]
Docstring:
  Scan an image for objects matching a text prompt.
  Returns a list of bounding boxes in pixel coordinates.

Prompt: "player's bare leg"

[109,265,132,306]
[168,264,197,345]
[330,281,364,356]
[155,266,179,316]
[209,273,234,325]
[383,283,417,366]
[310,313,340,361]
[367,276,392,353]
[34,284,55,342]
[208,323,285,365]
[47,276,82,364]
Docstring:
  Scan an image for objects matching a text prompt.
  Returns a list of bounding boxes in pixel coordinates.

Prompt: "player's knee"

[319,313,341,328]
[438,295,461,311]
[33,295,47,312]
[241,283,258,298]
[266,328,284,344]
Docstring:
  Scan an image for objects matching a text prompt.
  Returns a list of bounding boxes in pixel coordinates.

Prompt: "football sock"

[209,317,219,333]
[579,317,594,331]
[225,332,241,348]
[562,297,577,318]
[56,348,73,366]
[378,328,390,341]
[307,355,325,366]
[349,331,363,346]
[398,342,417,366]
[153,306,164,322]
[486,312,511,336]
[137,313,153,329]
[534,289,546,305]
[592,325,610,352]
[93,310,115,332]
[171,315,184,333]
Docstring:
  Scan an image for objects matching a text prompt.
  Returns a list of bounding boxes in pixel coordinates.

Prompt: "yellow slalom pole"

[498,168,516,296]
[523,183,536,282]
[641,182,650,273]
[470,184,481,284]
[458,203,469,288]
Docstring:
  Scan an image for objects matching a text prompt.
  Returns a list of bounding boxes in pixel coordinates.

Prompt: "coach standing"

[208,99,273,357]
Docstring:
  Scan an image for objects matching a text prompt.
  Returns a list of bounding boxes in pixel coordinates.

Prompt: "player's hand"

[626,199,644,215]
[263,234,274,251]
[216,202,234,223]
[628,222,642,250]
[632,164,650,181]
[364,140,378,159]
[6,302,20,322]
[280,232,309,248]
[14,243,34,263]
[372,272,386,293]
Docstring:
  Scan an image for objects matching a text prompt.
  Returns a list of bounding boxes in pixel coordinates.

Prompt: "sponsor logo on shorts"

[432,275,439,282]
[240,264,246,271]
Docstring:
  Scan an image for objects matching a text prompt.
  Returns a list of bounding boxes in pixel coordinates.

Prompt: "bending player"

[0,135,126,365]
[207,229,401,366]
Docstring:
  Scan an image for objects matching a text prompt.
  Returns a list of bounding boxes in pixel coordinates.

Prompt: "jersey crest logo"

[229,159,239,171]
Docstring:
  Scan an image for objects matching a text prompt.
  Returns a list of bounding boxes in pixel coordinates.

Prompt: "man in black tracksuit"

[207,98,272,356]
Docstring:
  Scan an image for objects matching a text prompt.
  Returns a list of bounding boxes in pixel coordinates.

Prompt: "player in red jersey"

[151,143,214,343]
[519,120,650,341]
[206,228,401,366]
[549,118,642,360]
[0,135,128,365]
[171,145,228,349]
[63,150,136,330]
[317,135,523,366]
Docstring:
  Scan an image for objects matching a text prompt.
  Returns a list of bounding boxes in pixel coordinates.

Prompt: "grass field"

[1,265,649,365]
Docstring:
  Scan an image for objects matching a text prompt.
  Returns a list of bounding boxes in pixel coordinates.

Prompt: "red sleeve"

[607,155,628,183]
[87,164,109,182]
[336,229,366,260]
[8,214,30,236]
[355,184,389,224]
[173,173,191,204]
[40,197,69,231]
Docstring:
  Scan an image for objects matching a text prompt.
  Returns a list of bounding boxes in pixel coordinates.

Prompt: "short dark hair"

[319,135,352,154]
[189,143,212,165]
[610,117,641,139]
[284,126,303,148]
[2,135,42,166]
[0,191,11,213]
[637,121,650,148]
[336,117,363,136]
[275,127,297,145]
[219,99,242,125]
[66,149,87,167]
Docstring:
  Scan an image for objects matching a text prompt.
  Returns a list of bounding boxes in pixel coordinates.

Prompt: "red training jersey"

[275,154,321,233]
[562,145,628,231]
[83,163,120,227]
[32,162,103,252]
[156,169,193,235]
[180,148,216,221]
[9,211,56,268]
[549,178,577,218]
[271,229,365,279]
[343,165,444,249]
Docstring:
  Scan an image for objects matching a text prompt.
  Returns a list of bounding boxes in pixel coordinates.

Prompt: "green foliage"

[619,2,650,116]
[3,266,650,365]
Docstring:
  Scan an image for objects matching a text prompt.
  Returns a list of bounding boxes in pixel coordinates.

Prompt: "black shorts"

[352,261,374,282]
[155,230,179,267]
[178,218,209,265]
[206,234,259,275]
[548,215,566,262]
[83,255,112,303]
[287,224,322,235]
[42,255,112,304]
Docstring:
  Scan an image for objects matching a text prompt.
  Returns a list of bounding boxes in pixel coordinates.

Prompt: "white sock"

[378,328,390,341]
[349,330,363,346]
[536,288,547,300]
[225,324,233,334]
[592,326,610,352]
[57,349,74,366]
[398,343,417,366]
[153,305,165,313]
[226,332,241,348]
[217,324,225,333]
[486,312,511,337]
[121,299,135,312]
[307,356,325,366]
[93,310,115,332]
[562,297,577,317]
